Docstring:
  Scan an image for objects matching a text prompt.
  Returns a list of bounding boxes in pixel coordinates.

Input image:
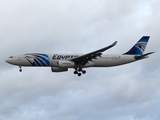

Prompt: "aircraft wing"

[71,41,117,65]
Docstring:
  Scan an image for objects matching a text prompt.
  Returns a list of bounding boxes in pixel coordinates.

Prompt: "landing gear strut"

[74,68,86,76]
[19,66,22,72]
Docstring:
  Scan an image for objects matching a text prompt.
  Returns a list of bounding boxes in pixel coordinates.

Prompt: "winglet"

[112,41,117,46]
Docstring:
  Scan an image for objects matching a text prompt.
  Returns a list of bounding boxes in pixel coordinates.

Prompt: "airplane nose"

[5,56,16,65]
[5,59,9,63]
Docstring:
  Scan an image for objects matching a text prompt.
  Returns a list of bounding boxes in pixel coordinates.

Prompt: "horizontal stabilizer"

[134,52,155,60]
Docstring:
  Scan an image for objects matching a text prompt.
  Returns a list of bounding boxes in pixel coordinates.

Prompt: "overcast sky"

[0,0,160,120]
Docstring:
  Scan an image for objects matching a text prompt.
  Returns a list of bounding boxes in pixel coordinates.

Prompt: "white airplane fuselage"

[5,54,138,68]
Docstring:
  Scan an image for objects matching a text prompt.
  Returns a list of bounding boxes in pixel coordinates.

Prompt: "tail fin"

[124,36,150,55]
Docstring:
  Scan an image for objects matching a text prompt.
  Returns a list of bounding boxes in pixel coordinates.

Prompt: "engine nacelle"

[58,60,75,68]
[51,67,68,72]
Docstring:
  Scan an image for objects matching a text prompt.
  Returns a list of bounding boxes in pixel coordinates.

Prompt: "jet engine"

[51,67,68,72]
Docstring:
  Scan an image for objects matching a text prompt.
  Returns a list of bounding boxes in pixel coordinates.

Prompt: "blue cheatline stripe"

[25,53,49,59]
[36,57,47,66]
[32,62,36,66]
[24,53,50,66]
[37,55,50,65]
[34,54,49,58]
[34,59,42,66]
[41,54,49,58]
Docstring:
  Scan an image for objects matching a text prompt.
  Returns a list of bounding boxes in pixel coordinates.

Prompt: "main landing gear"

[19,66,22,72]
[74,68,86,76]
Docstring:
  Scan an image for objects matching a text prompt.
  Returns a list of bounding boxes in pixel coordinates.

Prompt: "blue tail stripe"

[137,36,149,43]
[124,36,150,55]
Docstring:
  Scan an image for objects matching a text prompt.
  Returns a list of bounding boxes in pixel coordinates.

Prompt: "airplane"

[5,36,154,76]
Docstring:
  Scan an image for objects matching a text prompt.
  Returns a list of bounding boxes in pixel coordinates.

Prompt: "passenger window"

[9,56,13,58]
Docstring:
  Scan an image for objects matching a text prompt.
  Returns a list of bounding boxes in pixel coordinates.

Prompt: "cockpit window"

[9,56,13,58]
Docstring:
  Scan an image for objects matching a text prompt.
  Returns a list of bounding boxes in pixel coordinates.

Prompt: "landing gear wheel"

[73,68,86,76]
[19,66,22,72]
[82,70,86,74]
[74,71,78,74]
[78,73,81,76]
[78,68,82,72]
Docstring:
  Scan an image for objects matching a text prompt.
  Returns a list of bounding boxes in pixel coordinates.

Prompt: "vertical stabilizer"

[124,36,150,55]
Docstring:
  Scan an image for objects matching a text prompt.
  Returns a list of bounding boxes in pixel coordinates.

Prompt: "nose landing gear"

[19,66,22,72]
[74,68,86,76]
